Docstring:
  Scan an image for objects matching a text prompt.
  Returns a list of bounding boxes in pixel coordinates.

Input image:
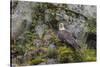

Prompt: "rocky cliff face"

[11,1,96,40]
[11,1,33,39]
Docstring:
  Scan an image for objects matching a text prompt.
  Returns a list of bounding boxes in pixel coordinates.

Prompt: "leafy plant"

[58,46,74,63]
[29,58,45,65]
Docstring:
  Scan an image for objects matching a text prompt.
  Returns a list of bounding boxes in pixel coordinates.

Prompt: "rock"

[47,44,57,58]
[33,39,43,47]
[46,59,57,64]
[39,62,46,65]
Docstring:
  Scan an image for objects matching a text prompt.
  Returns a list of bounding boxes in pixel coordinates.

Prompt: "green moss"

[58,46,74,63]
[86,17,96,33]
[72,51,84,62]
[58,46,73,53]
[40,47,48,51]
[83,49,96,61]
[38,47,48,58]
[47,45,58,58]
[29,58,45,65]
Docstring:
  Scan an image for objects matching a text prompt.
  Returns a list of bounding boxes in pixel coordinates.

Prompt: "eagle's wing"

[57,30,80,50]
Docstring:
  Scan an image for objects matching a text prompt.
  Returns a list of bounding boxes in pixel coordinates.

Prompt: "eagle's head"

[59,23,65,30]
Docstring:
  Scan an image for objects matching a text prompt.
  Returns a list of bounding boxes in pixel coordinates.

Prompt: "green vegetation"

[83,49,96,61]
[86,17,96,33]
[29,58,45,65]
[58,47,74,63]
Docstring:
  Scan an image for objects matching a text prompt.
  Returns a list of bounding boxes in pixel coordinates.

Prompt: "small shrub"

[83,49,96,61]
[29,58,45,65]
[47,45,58,58]
[58,46,74,63]
[72,51,84,62]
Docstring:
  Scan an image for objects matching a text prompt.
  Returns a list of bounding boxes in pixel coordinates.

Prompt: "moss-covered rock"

[58,46,74,63]
[83,49,96,61]
[47,44,58,58]
[29,58,45,65]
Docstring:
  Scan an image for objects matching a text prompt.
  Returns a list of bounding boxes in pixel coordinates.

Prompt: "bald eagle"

[57,23,80,50]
